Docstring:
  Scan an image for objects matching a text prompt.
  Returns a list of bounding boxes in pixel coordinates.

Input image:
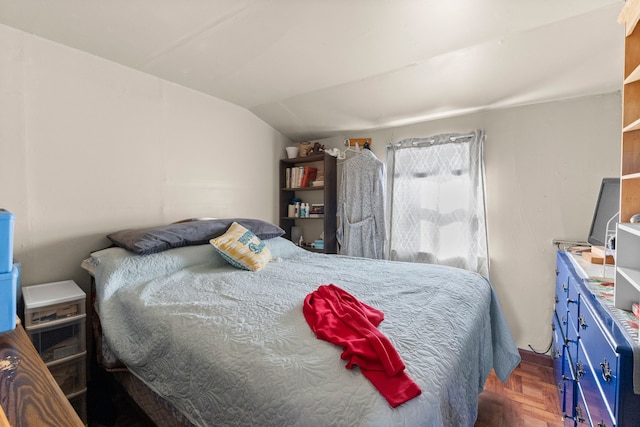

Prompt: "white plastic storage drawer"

[47,352,87,396]
[28,316,86,362]
[68,389,87,424]
[23,280,86,327]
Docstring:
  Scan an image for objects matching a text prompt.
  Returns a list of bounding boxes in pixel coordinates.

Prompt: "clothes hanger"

[331,139,362,160]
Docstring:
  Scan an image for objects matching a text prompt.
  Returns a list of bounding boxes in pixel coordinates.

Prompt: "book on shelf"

[286,166,302,188]
[298,166,304,186]
[300,167,318,188]
[285,166,323,189]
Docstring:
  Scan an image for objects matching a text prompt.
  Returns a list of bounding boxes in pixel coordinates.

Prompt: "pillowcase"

[107,218,284,255]
[209,222,271,271]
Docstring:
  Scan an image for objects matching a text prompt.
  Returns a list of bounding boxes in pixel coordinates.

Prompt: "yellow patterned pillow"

[210,222,271,271]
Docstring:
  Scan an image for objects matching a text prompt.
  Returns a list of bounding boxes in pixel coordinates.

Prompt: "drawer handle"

[562,315,567,325]
[600,360,612,383]
[551,322,556,332]
[563,282,568,292]
[597,421,607,427]
[567,298,577,305]
[576,361,585,377]
[578,315,587,330]
[575,406,585,423]
[555,295,559,304]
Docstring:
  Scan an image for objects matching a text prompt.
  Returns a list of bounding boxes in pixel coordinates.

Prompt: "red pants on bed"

[303,284,421,408]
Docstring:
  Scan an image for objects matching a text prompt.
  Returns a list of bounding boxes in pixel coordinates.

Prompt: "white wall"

[0,24,290,293]
[0,22,622,351]
[322,93,621,350]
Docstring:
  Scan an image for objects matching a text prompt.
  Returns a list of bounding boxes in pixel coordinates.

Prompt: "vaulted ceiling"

[0,0,625,141]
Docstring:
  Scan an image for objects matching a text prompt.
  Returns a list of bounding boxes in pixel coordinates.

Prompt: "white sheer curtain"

[386,130,489,277]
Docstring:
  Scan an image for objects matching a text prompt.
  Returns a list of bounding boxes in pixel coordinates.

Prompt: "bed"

[83,218,520,427]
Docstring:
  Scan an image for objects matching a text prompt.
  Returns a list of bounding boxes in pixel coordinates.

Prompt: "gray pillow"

[107,218,285,255]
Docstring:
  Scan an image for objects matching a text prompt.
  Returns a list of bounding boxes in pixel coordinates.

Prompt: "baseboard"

[518,348,553,367]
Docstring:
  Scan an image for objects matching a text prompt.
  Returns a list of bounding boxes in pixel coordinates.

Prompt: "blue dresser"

[553,251,640,426]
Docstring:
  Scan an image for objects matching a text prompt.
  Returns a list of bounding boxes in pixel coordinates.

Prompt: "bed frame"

[89,276,193,426]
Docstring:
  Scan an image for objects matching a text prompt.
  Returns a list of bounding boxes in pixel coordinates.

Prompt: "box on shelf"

[23,280,86,327]
[48,352,87,396]
[27,317,86,363]
[310,204,324,215]
[0,209,15,273]
[0,265,18,334]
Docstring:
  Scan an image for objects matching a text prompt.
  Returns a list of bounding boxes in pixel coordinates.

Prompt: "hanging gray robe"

[337,149,386,259]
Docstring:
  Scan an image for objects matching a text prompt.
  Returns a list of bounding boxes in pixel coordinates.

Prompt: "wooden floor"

[475,359,563,427]
[89,358,563,427]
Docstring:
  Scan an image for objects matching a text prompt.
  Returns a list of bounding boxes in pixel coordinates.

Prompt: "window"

[386,130,488,276]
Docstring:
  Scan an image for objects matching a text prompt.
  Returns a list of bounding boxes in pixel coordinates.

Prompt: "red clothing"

[303,284,421,408]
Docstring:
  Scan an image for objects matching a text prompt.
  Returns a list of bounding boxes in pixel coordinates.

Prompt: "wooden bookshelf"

[279,153,337,253]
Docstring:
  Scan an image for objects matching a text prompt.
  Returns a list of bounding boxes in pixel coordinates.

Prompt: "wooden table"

[0,321,84,426]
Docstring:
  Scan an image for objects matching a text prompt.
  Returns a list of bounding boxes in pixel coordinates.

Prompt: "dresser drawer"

[27,318,86,363]
[576,340,615,427]
[576,299,618,418]
[552,311,572,417]
[554,296,569,340]
[566,274,581,321]
[552,312,565,390]
[558,310,570,343]
[556,258,571,312]
[561,350,576,419]
[565,315,579,373]
[575,390,589,426]
[47,352,87,396]
[556,276,570,312]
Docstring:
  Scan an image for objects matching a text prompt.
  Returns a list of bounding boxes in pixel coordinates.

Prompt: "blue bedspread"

[90,237,520,427]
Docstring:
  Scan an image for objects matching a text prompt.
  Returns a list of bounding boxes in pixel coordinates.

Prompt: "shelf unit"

[279,152,337,253]
[22,280,88,424]
[620,0,640,223]
[616,0,640,320]
[615,223,640,313]
[617,2,640,319]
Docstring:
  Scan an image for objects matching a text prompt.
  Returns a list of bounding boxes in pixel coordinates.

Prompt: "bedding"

[107,218,284,255]
[89,236,520,427]
[209,222,272,271]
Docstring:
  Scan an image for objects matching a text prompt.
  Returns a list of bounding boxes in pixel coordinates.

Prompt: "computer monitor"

[588,177,620,247]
